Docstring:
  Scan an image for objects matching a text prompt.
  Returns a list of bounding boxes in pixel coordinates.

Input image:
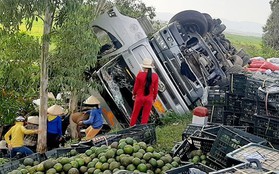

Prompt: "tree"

[48,0,102,138]
[263,0,279,50]
[112,0,156,19]
[0,0,66,152]
[0,31,40,125]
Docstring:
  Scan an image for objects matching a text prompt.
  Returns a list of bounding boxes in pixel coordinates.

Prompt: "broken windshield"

[93,26,122,55]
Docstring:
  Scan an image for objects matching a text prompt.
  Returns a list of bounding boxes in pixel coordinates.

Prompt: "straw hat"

[141,58,154,69]
[48,92,56,100]
[0,140,7,150]
[27,116,39,125]
[15,116,25,122]
[47,104,65,116]
[83,96,100,105]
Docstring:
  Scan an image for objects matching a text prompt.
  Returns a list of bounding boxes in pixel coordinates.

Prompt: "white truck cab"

[91,7,249,126]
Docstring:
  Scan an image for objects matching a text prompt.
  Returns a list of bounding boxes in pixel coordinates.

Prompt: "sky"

[140,0,272,25]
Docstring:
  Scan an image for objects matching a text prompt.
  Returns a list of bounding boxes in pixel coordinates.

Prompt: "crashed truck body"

[91,7,250,127]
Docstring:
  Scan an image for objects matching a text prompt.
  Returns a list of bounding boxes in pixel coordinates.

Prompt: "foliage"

[158,111,192,125]
[225,33,279,58]
[151,20,167,33]
[111,0,156,19]
[0,30,40,125]
[0,0,45,32]
[263,0,279,50]
[48,0,102,106]
[155,115,192,152]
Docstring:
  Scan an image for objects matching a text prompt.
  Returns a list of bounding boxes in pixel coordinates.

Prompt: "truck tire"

[242,55,251,66]
[226,65,243,75]
[169,10,208,37]
[230,55,243,66]
[235,48,246,58]
[202,13,214,32]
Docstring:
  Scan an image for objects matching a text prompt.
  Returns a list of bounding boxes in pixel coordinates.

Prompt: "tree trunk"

[69,90,79,139]
[37,1,53,153]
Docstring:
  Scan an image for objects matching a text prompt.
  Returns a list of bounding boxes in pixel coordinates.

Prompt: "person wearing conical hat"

[47,104,64,150]
[4,116,40,157]
[0,140,8,157]
[24,116,39,152]
[78,96,103,140]
[130,58,159,126]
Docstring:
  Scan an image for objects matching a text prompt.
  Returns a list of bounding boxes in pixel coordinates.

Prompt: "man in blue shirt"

[78,96,103,140]
[47,104,64,150]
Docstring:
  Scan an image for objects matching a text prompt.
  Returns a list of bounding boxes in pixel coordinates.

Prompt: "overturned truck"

[91,7,250,127]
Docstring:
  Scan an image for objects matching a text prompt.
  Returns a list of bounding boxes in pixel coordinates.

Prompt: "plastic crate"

[0,160,20,174]
[19,153,47,163]
[202,125,249,139]
[209,159,273,174]
[207,105,225,124]
[257,85,279,103]
[171,139,195,160]
[226,143,279,171]
[182,124,204,140]
[207,87,226,106]
[241,99,257,125]
[45,146,90,158]
[225,93,244,113]
[189,130,215,153]
[229,73,247,96]
[253,114,279,145]
[209,126,267,167]
[110,124,157,145]
[89,134,123,147]
[257,100,279,117]
[165,162,216,174]
[223,111,241,126]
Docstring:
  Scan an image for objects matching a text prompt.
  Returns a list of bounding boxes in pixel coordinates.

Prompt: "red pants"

[130,95,153,126]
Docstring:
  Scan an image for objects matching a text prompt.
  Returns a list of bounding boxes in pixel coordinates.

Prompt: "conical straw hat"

[48,92,56,100]
[141,58,154,69]
[0,140,7,150]
[83,96,100,105]
[47,104,65,116]
[27,116,39,125]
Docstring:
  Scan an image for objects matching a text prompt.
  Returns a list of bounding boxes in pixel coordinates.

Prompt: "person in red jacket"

[130,58,159,126]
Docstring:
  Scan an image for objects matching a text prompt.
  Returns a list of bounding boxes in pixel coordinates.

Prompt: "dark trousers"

[11,146,34,157]
[47,132,60,150]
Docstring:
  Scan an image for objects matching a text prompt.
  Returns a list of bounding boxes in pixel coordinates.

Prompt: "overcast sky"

[141,0,271,25]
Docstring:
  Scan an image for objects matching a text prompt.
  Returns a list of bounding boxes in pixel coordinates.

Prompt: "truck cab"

[91,7,249,126]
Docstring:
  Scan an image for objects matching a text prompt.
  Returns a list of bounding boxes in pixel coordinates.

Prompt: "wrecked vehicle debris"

[91,7,250,126]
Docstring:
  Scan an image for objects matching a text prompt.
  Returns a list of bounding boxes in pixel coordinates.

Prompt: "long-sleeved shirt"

[47,115,62,136]
[83,108,103,129]
[133,71,159,100]
[5,122,36,148]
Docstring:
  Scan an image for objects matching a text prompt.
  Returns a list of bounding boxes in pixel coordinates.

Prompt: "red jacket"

[133,71,159,101]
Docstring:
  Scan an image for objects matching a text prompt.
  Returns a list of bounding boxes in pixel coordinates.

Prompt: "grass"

[154,113,192,153]
[19,19,44,38]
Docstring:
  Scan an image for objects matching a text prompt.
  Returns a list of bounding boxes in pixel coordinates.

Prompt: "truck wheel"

[169,10,208,37]
[235,48,246,58]
[242,55,251,66]
[230,55,243,66]
[203,13,214,32]
[226,65,243,75]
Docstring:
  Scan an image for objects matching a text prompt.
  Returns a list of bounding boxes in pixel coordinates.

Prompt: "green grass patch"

[225,33,262,46]
[19,19,44,37]
[154,112,192,153]
[224,33,264,57]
